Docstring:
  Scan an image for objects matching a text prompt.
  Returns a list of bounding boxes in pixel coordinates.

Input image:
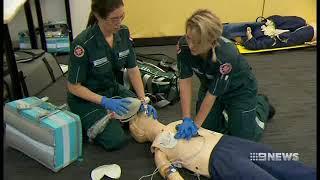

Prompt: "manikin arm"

[154,148,184,180]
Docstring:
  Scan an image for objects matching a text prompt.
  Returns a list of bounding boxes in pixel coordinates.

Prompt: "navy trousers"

[209,135,316,180]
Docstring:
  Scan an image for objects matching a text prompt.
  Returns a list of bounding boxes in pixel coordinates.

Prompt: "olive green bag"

[130,53,180,108]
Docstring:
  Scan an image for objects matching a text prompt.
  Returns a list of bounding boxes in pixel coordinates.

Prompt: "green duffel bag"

[124,53,180,108]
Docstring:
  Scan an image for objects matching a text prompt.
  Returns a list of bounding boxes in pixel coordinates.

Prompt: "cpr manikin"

[129,108,316,180]
[130,113,223,179]
[96,97,316,180]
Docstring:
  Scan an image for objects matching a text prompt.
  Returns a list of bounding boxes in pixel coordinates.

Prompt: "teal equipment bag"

[4,96,82,172]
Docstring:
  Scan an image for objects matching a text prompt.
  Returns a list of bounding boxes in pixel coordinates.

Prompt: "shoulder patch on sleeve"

[74,45,85,58]
[219,63,232,75]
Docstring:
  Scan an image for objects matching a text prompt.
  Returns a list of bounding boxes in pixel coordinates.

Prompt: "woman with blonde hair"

[175,9,275,141]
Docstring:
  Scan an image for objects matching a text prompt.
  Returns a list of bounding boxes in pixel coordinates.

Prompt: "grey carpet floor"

[3,46,316,180]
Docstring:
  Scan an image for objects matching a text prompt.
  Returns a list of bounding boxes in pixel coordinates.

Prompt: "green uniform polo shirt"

[177,36,253,98]
[67,24,137,101]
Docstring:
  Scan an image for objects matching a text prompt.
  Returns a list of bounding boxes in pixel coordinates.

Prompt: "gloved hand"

[139,103,158,120]
[100,96,132,116]
[174,117,199,140]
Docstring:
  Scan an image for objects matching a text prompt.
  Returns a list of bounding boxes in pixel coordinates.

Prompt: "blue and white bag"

[4,96,82,172]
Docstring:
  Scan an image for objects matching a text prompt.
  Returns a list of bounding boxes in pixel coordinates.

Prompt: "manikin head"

[110,97,165,143]
[129,113,165,143]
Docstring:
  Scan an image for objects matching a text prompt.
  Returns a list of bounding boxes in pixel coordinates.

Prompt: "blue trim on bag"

[42,118,64,169]
[5,96,83,169]
[56,112,77,161]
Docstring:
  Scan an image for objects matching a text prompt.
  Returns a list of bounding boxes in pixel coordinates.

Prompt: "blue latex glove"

[100,96,132,116]
[139,104,158,120]
[174,117,199,140]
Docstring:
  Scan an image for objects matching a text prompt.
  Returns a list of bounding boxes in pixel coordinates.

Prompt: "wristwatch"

[165,165,177,179]
[138,97,149,114]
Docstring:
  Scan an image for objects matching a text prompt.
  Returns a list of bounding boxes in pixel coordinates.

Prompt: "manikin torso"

[151,121,223,177]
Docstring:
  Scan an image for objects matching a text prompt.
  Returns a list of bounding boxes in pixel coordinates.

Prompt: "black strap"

[136,53,178,73]
[19,71,29,97]
[16,50,46,63]
[3,80,12,102]
[136,53,176,64]
[42,57,56,82]
[3,71,30,101]
[18,50,45,58]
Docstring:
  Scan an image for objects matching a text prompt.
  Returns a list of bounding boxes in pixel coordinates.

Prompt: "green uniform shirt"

[67,24,137,100]
[177,36,253,98]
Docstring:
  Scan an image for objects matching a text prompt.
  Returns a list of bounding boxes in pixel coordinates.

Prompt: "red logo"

[219,63,232,75]
[74,45,85,58]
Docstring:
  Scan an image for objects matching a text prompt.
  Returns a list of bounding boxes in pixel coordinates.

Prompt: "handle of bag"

[16,50,45,63]
[16,97,49,111]
[37,104,70,121]
[136,53,176,64]
[42,57,56,82]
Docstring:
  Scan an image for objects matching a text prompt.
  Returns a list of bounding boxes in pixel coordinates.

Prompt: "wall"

[7,0,317,45]
[123,0,263,38]
[69,0,91,40]
[40,0,67,23]
[263,0,316,23]
[69,0,316,38]
[68,0,263,38]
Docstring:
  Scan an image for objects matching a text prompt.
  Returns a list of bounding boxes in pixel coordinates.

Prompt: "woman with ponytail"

[67,0,157,151]
[86,12,97,28]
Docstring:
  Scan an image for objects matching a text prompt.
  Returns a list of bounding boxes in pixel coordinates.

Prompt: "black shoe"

[258,94,275,121]
[258,93,269,102]
[268,103,276,120]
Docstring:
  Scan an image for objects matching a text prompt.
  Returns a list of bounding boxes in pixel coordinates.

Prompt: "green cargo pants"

[68,84,136,151]
[196,77,270,142]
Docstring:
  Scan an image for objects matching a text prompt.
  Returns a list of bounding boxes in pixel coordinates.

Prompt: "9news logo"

[250,152,299,161]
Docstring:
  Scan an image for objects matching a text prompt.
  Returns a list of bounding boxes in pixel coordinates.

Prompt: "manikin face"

[129,113,165,143]
[186,27,212,56]
[99,6,125,33]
